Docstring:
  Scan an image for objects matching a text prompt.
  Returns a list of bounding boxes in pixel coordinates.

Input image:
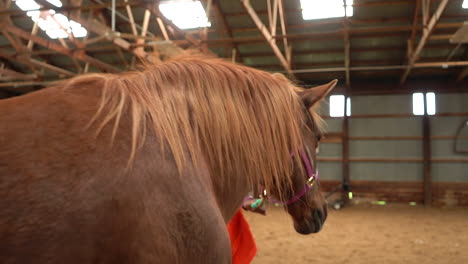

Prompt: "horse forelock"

[63,55,323,199]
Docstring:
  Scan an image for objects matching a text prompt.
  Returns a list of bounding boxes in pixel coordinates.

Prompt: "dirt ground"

[244,204,468,264]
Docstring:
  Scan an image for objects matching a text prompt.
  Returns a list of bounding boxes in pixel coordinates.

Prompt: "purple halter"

[245,147,318,206]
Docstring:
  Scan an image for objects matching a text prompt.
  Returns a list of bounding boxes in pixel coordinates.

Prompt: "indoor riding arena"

[1,0,467,264]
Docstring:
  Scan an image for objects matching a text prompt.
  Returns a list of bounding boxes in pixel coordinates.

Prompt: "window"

[14,0,87,39]
[300,0,353,20]
[329,95,351,117]
[412,92,436,116]
[463,0,468,8]
[159,0,211,29]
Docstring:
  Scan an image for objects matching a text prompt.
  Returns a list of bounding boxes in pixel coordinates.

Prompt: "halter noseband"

[244,147,318,207]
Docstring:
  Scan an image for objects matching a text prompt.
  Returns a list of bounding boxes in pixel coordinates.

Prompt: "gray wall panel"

[432,139,465,158]
[432,163,468,182]
[350,140,422,158]
[316,162,342,181]
[431,116,468,136]
[320,93,467,184]
[436,94,468,113]
[352,95,412,115]
[349,118,421,137]
[323,118,342,133]
[350,163,423,181]
[318,143,342,157]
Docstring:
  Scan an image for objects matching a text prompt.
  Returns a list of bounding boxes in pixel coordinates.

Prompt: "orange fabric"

[227,210,257,264]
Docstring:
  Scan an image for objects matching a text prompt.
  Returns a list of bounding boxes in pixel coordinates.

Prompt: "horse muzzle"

[293,206,328,235]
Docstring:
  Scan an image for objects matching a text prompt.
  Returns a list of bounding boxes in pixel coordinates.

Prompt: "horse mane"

[63,55,322,198]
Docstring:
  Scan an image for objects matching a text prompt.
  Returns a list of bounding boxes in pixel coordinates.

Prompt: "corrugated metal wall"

[317,92,468,205]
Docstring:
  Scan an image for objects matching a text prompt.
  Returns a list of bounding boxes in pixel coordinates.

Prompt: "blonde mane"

[64,55,321,197]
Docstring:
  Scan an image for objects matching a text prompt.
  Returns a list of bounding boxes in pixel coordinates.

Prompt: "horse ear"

[299,79,338,109]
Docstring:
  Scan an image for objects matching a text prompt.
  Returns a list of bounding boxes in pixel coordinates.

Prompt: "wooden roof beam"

[195,22,459,47]
[288,60,468,74]
[407,0,421,58]
[2,25,120,73]
[457,68,468,81]
[0,51,75,77]
[0,66,37,81]
[240,0,293,77]
[456,47,468,81]
[211,0,240,60]
[278,0,292,66]
[0,0,38,74]
[133,9,151,56]
[400,0,449,84]
[28,58,76,77]
[124,0,138,36]
[144,3,201,48]
[34,0,85,50]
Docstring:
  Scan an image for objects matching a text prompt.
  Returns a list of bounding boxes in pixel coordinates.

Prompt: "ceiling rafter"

[144,2,201,48]
[2,24,120,73]
[240,0,293,77]
[399,0,449,84]
[277,0,291,67]
[1,0,466,89]
[0,0,39,74]
[0,65,37,81]
[0,51,75,77]
[191,22,461,47]
[210,0,241,61]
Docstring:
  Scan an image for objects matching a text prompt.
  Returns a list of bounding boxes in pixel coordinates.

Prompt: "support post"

[422,93,432,206]
[342,91,350,204]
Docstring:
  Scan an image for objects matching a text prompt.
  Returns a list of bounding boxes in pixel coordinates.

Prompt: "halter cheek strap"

[244,147,318,207]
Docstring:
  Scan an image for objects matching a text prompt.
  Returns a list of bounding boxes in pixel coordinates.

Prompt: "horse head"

[265,79,337,235]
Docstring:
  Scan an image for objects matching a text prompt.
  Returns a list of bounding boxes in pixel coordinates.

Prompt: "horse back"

[0,87,231,263]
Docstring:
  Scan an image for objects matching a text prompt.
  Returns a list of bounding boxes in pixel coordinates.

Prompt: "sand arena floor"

[244,204,468,264]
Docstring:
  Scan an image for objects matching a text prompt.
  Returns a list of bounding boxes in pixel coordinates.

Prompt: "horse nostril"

[315,209,322,223]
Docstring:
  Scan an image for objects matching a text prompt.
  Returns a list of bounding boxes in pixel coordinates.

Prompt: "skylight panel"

[15,0,87,39]
[15,0,40,11]
[46,0,62,7]
[159,0,211,29]
[300,0,353,20]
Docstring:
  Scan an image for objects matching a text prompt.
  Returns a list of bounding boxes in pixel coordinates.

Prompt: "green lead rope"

[251,198,264,209]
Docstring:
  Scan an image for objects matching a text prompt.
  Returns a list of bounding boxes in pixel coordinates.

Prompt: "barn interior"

[1,0,468,263]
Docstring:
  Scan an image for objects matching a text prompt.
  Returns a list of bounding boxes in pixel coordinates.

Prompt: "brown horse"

[0,55,336,263]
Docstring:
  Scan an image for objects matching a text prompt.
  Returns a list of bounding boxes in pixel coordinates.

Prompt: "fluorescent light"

[159,0,211,29]
[300,0,353,20]
[14,0,87,39]
[463,0,468,8]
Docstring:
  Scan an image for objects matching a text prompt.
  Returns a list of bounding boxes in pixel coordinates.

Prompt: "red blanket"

[227,210,257,264]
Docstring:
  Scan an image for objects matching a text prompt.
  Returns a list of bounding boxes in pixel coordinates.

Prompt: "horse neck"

[208,169,251,223]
